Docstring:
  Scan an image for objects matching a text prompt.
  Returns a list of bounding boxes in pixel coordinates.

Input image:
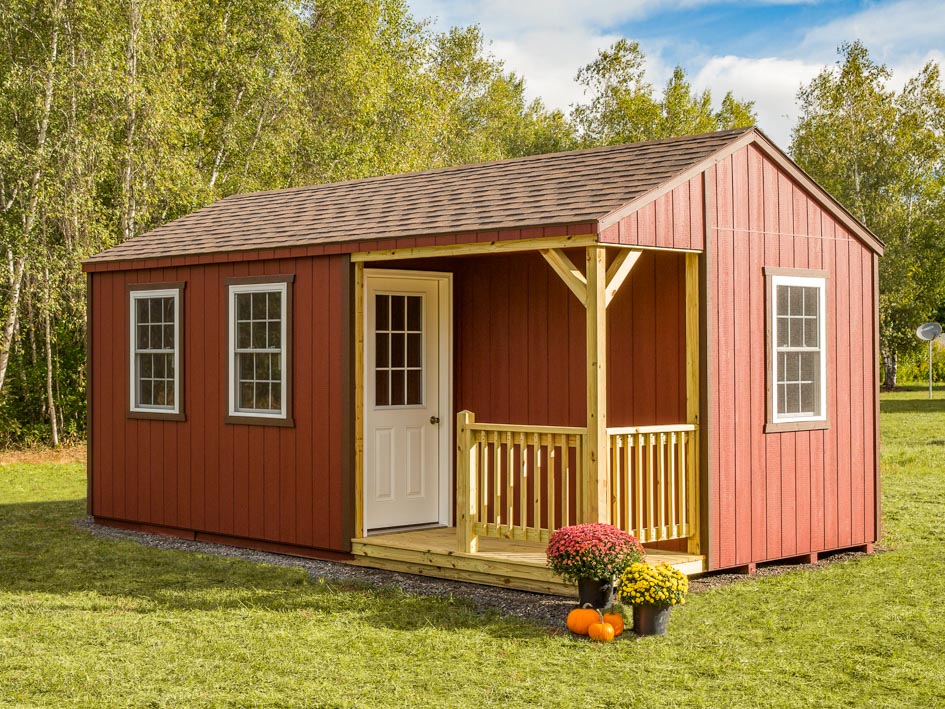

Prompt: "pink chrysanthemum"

[546,523,645,584]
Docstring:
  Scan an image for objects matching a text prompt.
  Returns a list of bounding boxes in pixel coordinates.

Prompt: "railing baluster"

[492,430,501,532]
[669,431,677,538]
[679,430,688,535]
[506,431,514,537]
[532,432,542,539]
[562,434,571,527]
[635,433,644,541]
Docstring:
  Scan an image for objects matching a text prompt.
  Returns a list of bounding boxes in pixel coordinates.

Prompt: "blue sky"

[406,0,945,146]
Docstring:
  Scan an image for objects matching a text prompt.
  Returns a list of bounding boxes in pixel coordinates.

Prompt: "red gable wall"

[705,144,879,571]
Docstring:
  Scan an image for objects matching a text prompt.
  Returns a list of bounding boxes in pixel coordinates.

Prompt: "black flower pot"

[633,604,671,636]
[577,578,614,609]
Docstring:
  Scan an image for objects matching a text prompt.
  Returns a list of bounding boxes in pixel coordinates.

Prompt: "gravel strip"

[73,517,574,627]
[74,517,880,627]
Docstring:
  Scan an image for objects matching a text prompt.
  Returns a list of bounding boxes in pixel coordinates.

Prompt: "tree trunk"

[882,349,897,390]
[0,0,64,398]
[121,0,141,242]
[44,297,59,446]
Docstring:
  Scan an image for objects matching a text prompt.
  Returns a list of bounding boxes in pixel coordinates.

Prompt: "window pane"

[149,325,162,350]
[237,293,252,321]
[800,381,815,414]
[251,322,267,349]
[407,296,422,331]
[237,321,251,349]
[407,370,422,405]
[252,292,267,319]
[391,295,405,331]
[165,381,175,407]
[267,322,281,349]
[140,379,153,407]
[255,382,271,410]
[777,286,789,315]
[267,291,281,320]
[803,287,818,316]
[804,316,818,348]
[164,324,174,349]
[136,298,149,324]
[376,333,389,368]
[270,382,282,410]
[800,351,818,383]
[376,295,389,331]
[390,370,405,406]
[164,353,174,379]
[163,297,174,323]
[239,352,254,380]
[154,353,165,378]
[153,381,166,406]
[778,352,786,381]
[789,286,803,316]
[239,381,254,409]
[137,324,149,350]
[270,353,281,382]
[785,382,800,414]
[778,383,787,414]
[789,317,804,348]
[407,334,422,368]
[785,352,799,381]
[391,333,405,368]
[375,370,389,406]
[140,353,153,378]
[777,317,790,347]
[255,353,271,381]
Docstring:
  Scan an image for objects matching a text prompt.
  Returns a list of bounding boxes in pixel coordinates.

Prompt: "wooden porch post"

[583,246,610,523]
[456,410,479,553]
[685,252,701,554]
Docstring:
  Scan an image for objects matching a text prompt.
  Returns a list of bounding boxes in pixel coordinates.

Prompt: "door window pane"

[375,294,423,407]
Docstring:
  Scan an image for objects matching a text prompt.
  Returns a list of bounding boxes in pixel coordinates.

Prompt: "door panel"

[364,275,443,530]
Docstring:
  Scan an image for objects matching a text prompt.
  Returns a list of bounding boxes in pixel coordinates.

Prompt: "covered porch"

[350,236,704,594]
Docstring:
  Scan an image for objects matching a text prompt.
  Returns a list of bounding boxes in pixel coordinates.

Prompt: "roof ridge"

[218,127,755,203]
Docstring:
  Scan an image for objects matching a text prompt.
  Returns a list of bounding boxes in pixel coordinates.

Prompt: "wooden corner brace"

[539,247,641,309]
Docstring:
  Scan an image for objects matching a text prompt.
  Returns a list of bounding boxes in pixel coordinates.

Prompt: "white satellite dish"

[916,322,942,341]
[916,322,942,399]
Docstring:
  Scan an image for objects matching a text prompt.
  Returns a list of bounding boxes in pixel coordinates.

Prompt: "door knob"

[430,415,440,424]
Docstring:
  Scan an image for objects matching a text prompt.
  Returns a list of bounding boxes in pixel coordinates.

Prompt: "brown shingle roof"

[86,128,754,263]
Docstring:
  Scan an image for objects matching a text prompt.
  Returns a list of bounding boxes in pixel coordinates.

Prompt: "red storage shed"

[84,127,882,593]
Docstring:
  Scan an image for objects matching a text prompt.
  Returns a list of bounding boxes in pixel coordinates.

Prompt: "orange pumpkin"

[566,605,600,635]
[588,615,616,642]
[603,611,624,637]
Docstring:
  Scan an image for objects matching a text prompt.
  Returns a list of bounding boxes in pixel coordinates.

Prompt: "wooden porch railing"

[456,412,699,553]
[607,424,698,543]
[456,412,585,552]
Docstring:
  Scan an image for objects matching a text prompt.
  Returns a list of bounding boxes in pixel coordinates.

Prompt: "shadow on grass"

[0,498,550,639]
[880,391,945,414]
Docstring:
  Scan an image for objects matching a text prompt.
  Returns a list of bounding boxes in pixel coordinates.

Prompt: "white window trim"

[227,281,288,420]
[128,287,181,415]
[770,274,827,424]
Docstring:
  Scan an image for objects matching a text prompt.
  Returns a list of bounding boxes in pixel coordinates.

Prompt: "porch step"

[350,527,705,597]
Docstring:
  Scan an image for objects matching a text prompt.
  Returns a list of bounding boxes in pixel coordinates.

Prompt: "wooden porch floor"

[350,527,706,597]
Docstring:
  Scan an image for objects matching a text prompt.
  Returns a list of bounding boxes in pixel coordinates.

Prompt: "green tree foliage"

[791,42,945,388]
[572,39,756,145]
[0,3,756,445]
[0,0,572,445]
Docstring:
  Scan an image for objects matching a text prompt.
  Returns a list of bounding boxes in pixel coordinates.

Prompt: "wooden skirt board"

[350,527,706,597]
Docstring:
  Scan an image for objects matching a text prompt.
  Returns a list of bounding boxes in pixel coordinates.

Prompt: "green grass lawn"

[2,389,945,707]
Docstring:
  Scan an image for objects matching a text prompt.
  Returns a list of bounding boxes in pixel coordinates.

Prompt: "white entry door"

[364,271,450,531]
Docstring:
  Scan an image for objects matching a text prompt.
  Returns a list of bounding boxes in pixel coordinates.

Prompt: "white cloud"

[408,0,945,151]
[693,56,822,146]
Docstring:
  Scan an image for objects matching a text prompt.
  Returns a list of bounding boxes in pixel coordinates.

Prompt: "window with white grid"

[228,281,289,419]
[129,287,181,414]
[771,275,826,422]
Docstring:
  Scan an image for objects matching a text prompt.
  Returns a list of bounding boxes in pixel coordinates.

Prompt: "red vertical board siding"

[447,251,686,429]
[716,157,737,570]
[612,175,705,250]
[732,148,752,565]
[706,146,879,571]
[747,147,768,561]
[90,255,348,553]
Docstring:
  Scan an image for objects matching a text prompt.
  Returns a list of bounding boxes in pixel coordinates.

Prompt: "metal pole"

[930,339,934,399]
